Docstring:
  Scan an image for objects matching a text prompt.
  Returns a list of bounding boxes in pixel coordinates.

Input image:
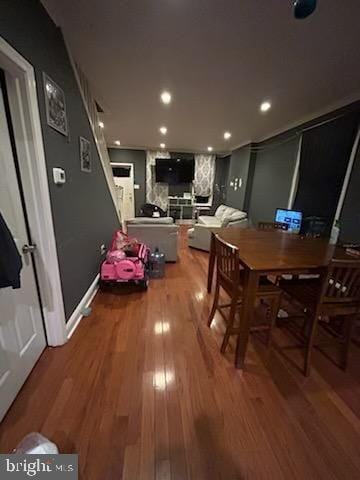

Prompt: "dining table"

[207,227,344,369]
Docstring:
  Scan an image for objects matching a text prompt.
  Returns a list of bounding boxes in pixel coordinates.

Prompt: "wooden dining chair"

[280,258,360,376]
[257,222,289,285]
[208,235,282,353]
[258,221,289,231]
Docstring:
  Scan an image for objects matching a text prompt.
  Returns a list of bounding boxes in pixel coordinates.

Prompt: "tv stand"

[167,196,194,221]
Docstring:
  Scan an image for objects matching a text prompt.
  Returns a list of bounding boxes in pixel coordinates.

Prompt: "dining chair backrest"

[322,258,360,304]
[258,221,289,231]
[214,234,241,288]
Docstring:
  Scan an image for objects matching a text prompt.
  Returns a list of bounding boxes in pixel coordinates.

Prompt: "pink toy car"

[100,230,150,290]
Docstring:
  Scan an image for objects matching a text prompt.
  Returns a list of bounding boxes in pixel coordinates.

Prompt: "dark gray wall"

[108,148,146,215]
[248,136,300,226]
[340,145,360,244]
[226,145,251,211]
[243,150,257,212]
[0,0,119,320]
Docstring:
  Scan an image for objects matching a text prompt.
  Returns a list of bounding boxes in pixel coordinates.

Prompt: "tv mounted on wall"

[155,157,195,185]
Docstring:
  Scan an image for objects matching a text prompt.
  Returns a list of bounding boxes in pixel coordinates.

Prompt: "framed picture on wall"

[79,136,91,173]
[43,73,68,136]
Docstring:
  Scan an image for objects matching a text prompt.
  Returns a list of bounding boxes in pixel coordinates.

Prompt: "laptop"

[275,208,303,234]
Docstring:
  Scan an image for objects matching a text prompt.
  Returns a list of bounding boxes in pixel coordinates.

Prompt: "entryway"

[111,163,135,220]
[0,75,46,422]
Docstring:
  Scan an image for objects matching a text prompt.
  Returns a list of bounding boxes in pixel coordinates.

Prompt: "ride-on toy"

[100,230,150,290]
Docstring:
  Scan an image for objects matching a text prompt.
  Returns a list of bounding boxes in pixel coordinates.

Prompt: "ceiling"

[41,0,360,153]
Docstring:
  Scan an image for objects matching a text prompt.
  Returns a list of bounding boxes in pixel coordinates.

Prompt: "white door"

[0,81,46,422]
[111,163,135,220]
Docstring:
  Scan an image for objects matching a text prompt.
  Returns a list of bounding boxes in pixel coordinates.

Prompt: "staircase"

[67,48,123,224]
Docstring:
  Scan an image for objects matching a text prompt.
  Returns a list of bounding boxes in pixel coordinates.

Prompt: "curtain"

[146,150,170,211]
[293,112,360,234]
[194,154,216,196]
[339,144,360,243]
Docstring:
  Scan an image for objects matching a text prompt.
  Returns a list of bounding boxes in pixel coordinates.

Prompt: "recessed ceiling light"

[98,121,104,128]
[207,146,213,152]
[160,91,172,105]
[159,126,167,135]
[224,131,232,140]
[160,143,166,149]
[260,101,271,113]
[114,140,121,146]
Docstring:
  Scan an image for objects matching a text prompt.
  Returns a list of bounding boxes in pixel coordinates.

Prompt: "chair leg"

[341,315,355,370]
[220,297,238,354]
[304,314,318,377]
[208,279,220,327]
[301,317,308,335]
[267,294,282,347]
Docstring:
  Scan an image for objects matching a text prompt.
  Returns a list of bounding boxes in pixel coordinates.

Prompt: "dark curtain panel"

[248,136,299,225]
[339,146,360,244]
[294,112,360,234]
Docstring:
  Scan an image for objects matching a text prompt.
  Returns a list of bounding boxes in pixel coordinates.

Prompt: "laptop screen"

[275,208,303,234]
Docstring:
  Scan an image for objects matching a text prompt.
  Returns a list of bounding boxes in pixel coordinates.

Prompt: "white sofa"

[187,205,248,252]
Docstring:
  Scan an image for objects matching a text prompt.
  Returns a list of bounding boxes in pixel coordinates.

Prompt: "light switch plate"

[53,167,66,185]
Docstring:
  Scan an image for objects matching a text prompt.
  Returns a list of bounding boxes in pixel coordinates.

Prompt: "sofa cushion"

[221,210,247,227]
[197,216,222,227]
[127,216,174,225]
[187,227,195,239]
[215,205,246,222]
[215,205,227,218]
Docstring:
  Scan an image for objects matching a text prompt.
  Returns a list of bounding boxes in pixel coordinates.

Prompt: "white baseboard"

[66,273,100,339]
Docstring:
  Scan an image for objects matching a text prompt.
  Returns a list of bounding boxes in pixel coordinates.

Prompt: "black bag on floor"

[140,203,167,218]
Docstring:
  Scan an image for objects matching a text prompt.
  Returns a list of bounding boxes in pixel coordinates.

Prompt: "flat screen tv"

[155,158,194,184]
[275,208,303,234]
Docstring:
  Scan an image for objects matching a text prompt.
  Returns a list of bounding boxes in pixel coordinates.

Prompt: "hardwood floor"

[1,226,360,479]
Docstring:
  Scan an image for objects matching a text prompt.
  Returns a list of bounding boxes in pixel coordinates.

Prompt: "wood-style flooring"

[1,227,360,479]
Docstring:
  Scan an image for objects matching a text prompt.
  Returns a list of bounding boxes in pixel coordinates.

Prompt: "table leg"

[207,233,216,293]
[235,270,259,369]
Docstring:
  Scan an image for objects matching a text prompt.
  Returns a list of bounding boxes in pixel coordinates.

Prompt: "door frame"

[110,162,135,218]
[0,36,67,346]
[110,162,134,181]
